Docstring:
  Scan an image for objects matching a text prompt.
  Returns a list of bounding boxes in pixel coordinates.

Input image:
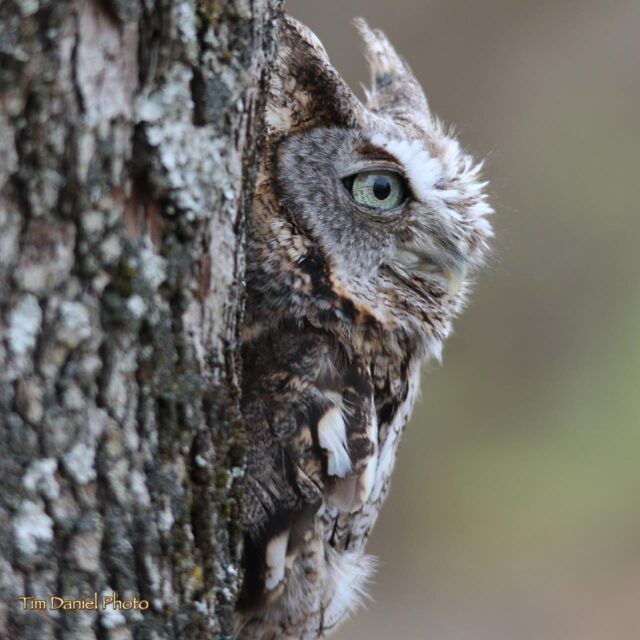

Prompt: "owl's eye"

[345,171,406,211]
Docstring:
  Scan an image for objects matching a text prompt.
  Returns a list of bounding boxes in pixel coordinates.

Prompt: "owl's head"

[252,17,493,358]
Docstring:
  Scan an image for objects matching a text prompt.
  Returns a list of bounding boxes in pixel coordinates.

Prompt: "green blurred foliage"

[288,0,640,637]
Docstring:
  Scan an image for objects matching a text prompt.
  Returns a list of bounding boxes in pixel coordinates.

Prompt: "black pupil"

[372,176,391,200]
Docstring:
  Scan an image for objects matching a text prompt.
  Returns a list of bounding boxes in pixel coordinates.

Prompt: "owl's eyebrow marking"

[355,142,401,164]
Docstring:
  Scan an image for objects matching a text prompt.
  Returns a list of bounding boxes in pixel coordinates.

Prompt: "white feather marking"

[322,548,377,633]
[357,408,378,504]
[370,133,493,227]
[327,397,378,512]
[371,134,444,204]
[370,363,421,504]
[265,104,292,131]
[318,406,351,478]
[264,530,289,590]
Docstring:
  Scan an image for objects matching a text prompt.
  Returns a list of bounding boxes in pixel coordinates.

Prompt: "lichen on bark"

[0,0,282,638]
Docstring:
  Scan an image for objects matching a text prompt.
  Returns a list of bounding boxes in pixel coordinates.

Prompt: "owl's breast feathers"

[237,313,416,633]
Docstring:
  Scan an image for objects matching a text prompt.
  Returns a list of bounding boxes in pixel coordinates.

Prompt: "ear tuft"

[354,18,430,122]
[267,17,364,134]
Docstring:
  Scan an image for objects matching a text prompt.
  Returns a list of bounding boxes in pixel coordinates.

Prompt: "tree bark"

[0,1,282,638]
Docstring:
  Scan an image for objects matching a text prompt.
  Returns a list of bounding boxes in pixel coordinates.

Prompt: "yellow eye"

[347,171,406,210]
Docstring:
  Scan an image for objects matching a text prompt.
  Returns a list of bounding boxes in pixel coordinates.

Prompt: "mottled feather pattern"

[235,15,492,639]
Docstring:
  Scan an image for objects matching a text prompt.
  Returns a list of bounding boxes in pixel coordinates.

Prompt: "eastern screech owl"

[235,16,493,639]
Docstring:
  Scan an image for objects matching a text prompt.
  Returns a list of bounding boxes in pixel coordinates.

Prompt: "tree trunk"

[0,1,282,638]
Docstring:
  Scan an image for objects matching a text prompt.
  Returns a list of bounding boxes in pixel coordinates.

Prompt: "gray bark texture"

[0,0,282,638]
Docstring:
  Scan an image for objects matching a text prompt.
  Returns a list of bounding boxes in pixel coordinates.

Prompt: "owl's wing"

[238,324,377,608]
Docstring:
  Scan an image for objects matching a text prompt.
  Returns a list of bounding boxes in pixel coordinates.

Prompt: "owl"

[235,15,493,639]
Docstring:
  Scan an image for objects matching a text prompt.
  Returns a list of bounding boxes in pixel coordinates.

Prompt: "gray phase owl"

[235,15,493,639]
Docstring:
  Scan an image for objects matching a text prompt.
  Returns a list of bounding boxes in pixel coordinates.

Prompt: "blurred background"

[289,1,640,638]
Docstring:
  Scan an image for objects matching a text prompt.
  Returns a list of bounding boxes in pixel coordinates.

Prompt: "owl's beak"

[393,246,468,295]
[443,262,468,295]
